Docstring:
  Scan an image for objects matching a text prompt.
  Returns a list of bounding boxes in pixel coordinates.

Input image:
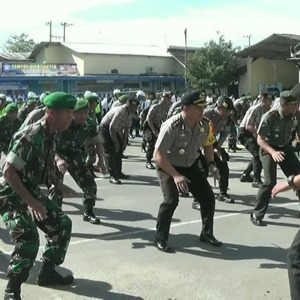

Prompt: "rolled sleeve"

[5,151,26,171]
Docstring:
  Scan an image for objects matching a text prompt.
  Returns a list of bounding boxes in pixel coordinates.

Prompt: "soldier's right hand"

[173,175,190,193]
[56,159,68,174]
[27,198,47,222]
[271,151,285,162]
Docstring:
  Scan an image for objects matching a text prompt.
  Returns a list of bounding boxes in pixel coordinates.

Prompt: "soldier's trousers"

[288,228,300,299]
[155,161,215,242]
[214,152,229,195]
[49,155,97,209]
[228,122,238,149]
[85,139,97,167]
[0,191,71,283]
[253,146,300,219]
[238,129,262,181]
[99,125,123,178]
[144,128,156,164]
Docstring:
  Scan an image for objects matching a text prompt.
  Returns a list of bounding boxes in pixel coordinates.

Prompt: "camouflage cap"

[280,90,298,104]
[74,98,89,111]
[5,103,18,114]
[43,92,77,110]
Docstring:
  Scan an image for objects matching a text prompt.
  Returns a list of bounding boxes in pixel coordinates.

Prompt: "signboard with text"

[1,63,79,77]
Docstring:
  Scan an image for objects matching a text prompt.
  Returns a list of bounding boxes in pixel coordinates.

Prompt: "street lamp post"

[243,34,252,47]
[184,28,187,89]
[45,21,52,42]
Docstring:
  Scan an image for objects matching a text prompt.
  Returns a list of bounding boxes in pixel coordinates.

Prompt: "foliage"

[2,33,36,53]
[187,35,239,92]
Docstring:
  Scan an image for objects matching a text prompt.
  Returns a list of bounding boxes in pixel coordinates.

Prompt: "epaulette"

[171,118,183,128]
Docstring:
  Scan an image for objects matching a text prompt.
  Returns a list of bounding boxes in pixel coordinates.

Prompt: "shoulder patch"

[171,118,183,128]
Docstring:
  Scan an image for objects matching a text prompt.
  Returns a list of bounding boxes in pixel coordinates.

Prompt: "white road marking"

[0,201,298,257]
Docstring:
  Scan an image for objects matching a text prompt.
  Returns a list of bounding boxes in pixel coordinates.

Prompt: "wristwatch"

[287,175,295,187]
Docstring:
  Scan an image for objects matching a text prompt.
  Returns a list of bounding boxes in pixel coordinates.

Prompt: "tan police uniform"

[154,91,221,249]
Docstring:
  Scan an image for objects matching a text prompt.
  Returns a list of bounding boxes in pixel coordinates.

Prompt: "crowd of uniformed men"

[0,86,300,299]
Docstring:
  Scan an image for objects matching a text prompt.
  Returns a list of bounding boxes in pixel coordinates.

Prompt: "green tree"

[2,33,36,53]
[187,35,238,94]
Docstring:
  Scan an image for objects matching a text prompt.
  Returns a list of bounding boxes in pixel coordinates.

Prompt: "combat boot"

[83,209,101,225]
[37,263,74,286]
[4,290,21,300]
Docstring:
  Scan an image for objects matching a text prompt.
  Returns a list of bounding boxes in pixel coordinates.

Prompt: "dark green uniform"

[0,120,72,287]
[49,117,99,211]
[0,115,21,154]
[252,106,300,220]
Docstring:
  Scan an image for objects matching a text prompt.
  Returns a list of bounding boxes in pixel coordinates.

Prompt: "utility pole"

[184,28,188,88]
[61,22,73,42]
[243,34,252,47]
[45,21,52,42]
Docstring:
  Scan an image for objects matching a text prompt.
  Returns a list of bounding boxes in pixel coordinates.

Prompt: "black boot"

[37,263,74,286]
[83,209,101,225]
[4,278,21,300]
[4,290,21,300]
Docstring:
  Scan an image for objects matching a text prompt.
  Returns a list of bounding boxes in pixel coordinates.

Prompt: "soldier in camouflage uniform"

[84,91,101,171]
[17,100,37,123]
[0,92,76,300]
[0,94,7,116]
[0,104,22,155]
[49,98,106,225]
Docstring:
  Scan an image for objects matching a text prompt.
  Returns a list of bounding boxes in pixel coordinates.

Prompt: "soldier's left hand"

[56,159,68,174]
[271,182,291,198]
[97,160,107,175]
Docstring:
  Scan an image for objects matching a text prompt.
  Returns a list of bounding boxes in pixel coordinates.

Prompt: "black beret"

[181,91,206,107]
[280,90,298,104]
[217,96,234,110]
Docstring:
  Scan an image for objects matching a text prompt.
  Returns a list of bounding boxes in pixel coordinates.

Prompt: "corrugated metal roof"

[61,42,171,57]
[0,52,31,61]
[236,33,300,59]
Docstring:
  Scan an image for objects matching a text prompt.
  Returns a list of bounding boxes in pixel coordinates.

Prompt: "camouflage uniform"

[0,115,21,155]
[0,120,72,287]
[49,117,99,214]
[85,110,98,169]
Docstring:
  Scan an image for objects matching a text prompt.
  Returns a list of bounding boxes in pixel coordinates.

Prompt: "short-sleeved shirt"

[0,115,22,154]
[239,104,265,129]
[100,104,131,132]
[57,117,100,158]
[155,112,215,167]
[203,107,231,136]
[257,107,300,147]
[146,103,167,131]
[0,119,56,200]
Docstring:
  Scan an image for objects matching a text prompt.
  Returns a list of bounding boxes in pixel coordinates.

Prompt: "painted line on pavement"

[0,201,298,257]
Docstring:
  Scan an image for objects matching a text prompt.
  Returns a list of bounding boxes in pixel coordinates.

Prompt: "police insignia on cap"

[179,149,185,155]
[200,127,205,133]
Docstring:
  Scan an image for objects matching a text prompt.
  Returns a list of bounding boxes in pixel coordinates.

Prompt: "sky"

[1,0,300,50]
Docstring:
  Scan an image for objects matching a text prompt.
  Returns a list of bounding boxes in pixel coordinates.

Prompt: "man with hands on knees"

[0,92,77,300]
[153,90,222,253]
[250,89,300,226]
[272,176,300,300]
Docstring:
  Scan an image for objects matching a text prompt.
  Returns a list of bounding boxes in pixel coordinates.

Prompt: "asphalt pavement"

[0,138,298,300]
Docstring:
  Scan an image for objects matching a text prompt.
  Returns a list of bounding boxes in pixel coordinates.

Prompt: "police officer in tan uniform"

[250,90,300,226]
[153,90,222,252]
[144,93,171,169]
[238,92,273,187]
[99,96,139,184]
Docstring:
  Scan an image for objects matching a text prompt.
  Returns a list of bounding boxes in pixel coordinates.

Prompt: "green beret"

[84,93,99,103]
[43,92,76,110]
[74,98,89,111]
[239,96,247,101]
[152,99,159,105]
[27,99,36,106]
[217,96,234,110]
[119,95,129,104]
[245,95,253,101]
[5,103,18,113]
[181,90,206,107]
